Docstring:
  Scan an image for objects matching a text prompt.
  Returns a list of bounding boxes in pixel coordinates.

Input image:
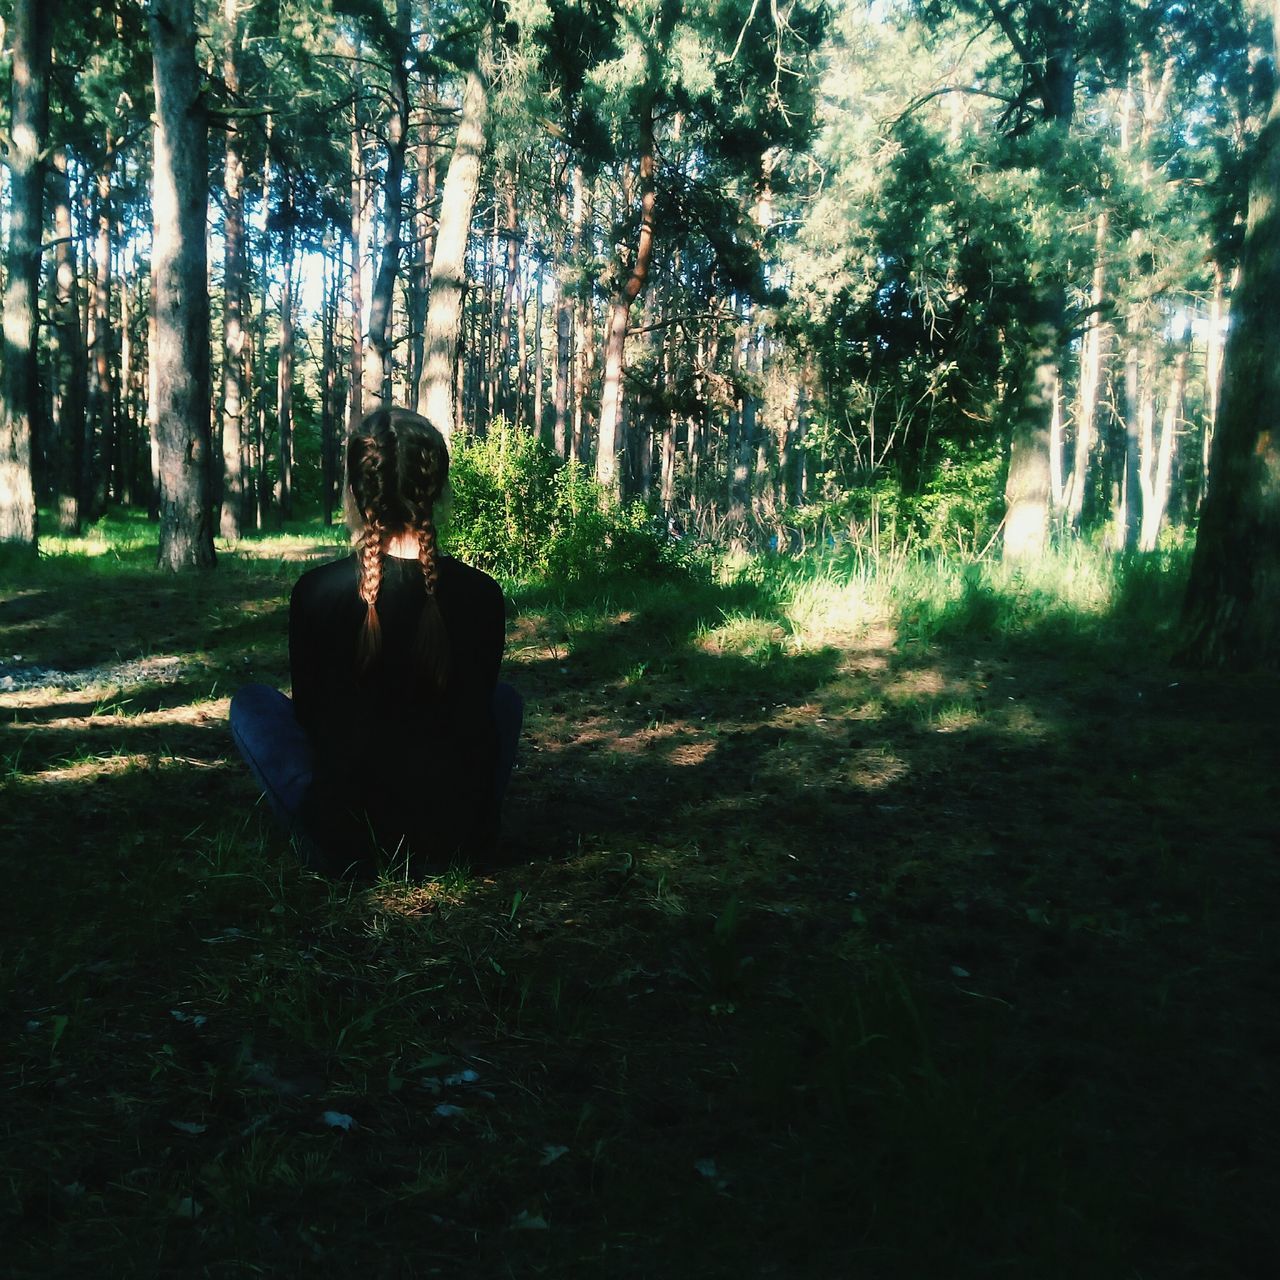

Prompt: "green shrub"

[443,420,679,583]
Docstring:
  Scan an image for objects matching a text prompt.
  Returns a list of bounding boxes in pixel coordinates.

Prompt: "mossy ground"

[2,522,1277,1277]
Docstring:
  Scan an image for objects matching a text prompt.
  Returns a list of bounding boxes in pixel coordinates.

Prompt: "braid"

[415,518,449,693]
[351,425,393,674]
[346,405,451,689]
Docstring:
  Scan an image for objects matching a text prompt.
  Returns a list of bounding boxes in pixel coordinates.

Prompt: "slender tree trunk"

[497,164,520,422]
[51,146,86,534]
[1067,210,1109,527]
[149,0,215,570]
[1002,311,1058,559]
[364,0,411,408]
[0,0,51,548]
[409,80,438,409]
[597,110,658,497]
[349,99,365,427]
[533,257,544,435]
[420,32,491,440]
[85,149,118,518]
[277,180,296,520]
[219,0,247,539]
[1181,0,1280,666]
[1140,346,1186,552]
[553,157,573,457]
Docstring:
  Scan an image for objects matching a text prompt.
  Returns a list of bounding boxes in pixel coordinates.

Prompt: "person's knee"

[230,683,285,729]
[493,681,524,727]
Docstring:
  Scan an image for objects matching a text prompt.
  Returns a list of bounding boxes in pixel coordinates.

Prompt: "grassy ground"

[2,520,1277,1278]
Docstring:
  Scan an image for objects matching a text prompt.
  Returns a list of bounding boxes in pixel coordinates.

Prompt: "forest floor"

[2,529,1278,1278]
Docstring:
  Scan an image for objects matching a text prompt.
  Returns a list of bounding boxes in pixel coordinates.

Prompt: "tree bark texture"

[1180,0,1280,667]
[419,33,491,441]
[50,146,86,534]
[1002,314,1057,559]
[0,0,51,548]
[220,0,247,539]
[596,109,658,497]
[364,0,412,408]
[149,0,215,570]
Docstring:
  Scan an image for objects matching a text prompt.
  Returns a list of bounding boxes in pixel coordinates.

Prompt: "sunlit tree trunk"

[1002,307,1057,559]
[364,0,411,409]
[409,80,438,410]
[553,156,573,457]
[597,109,658,497]
[277,179,296,520]
[0,0,51,549]
[219,0,247,539]
[50,146,85,534]
[1067,210,1109,527]
[150,0,215,570]
[420,34,491,440]
[1181,0,1280,666]
[1139,345,1185,552]
[348,97,365,428]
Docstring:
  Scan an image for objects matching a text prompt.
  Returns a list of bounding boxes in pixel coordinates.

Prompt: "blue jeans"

[230,682,524,840]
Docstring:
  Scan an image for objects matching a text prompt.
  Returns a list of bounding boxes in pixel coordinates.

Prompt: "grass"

[2,514,1277,1277]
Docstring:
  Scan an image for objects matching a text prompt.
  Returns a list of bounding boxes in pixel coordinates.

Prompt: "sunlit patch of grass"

[697,614,788,664]
[928,700,982,733]
[847,744,910,790]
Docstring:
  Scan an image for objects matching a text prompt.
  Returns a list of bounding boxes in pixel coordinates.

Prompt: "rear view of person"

[231,407,522,876]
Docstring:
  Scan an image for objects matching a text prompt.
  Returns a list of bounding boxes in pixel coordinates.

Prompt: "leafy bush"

[443,420,680,582]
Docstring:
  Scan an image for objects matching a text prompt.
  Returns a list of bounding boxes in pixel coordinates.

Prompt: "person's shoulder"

[291,554,358,608]
[440,555,503,603]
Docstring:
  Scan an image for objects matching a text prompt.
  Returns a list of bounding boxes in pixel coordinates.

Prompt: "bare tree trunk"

[0,0,50,549]
[1002,312,1057,559]
[553,156,573,457]
[1181,0,1280,666]
[1067,210,1108,526]
[50,146,86,534]
[419,33,491,440]
[496,164,521,423]
[1140,346,1186,552]
[409,80,438,409]
[533,256,544,435]
[219,0,247,539]
[364,0,411,408]
[597,110,658,497]
[349,99,365,427]
[277,179,296,520]
[149,0,215,570]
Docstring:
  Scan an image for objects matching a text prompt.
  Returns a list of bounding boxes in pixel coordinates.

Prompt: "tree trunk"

[277,180,296,520]
[497,163,520,422]
[219,0,247,539]
[419,32,491,440]
[349,99,365,427]
[50,146,86,534]
[149,0,215,570]
[364,0,411,409]
[553,157,573,457]
[409,79,438,410]
[1180,0,1280,666]
[1067,209,1108,527]
[1139,346,1186,552]
[0,0,51,549]
[596,110,658,497]
[1002,314,1057,559]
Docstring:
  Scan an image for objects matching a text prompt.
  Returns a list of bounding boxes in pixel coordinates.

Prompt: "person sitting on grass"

[230,406,522,877]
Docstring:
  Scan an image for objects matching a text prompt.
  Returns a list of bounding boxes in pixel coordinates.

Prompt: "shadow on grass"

[2,545,1277,1277]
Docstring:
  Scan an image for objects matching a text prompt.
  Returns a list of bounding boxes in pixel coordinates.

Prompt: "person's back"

[290,550,505,867]
[230,407,522,877]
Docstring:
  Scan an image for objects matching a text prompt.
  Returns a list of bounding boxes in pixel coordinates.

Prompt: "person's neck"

[384,531,419,559]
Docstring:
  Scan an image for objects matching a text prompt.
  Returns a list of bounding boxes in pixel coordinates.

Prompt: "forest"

[2,0,1279,1276]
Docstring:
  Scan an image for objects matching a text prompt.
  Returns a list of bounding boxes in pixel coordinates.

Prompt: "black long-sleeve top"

[289,552,505,869]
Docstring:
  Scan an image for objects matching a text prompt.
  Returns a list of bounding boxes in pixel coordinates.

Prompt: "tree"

[149,0,215,570]
[0,0,52,549]
[419,21,494,439]
[1180,0,1280,668]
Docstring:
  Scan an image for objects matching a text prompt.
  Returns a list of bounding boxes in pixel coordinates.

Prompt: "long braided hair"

[346,407,450,692]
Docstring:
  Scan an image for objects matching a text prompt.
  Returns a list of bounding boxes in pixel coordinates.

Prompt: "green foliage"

[444,420,680,582]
